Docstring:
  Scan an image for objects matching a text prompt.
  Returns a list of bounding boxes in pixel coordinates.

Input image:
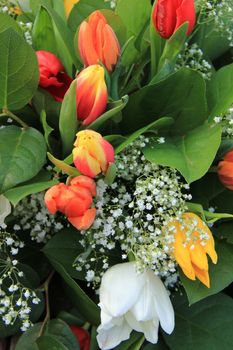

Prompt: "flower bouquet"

[0,0,233,349]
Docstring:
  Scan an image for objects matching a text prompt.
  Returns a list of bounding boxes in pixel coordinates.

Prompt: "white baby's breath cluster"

[0,231,40,331]
[198,0,233,46]
[214,106,233,137]
[12,192,64,243]
[74,137,192,288]
[175,43,212,79]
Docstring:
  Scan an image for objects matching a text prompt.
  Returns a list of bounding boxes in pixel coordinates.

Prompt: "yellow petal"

[189,243,208,271]
[193,263,210,288]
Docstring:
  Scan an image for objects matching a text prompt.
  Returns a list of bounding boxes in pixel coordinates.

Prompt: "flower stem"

[0,109,28,128]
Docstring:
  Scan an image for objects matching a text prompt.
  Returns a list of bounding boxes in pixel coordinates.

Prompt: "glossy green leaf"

[143,123,221,183]
[59,79,78,157]
[32,6,56,53]
[120,68,208,134]
[0,126,46,193]
[0,13,23,36]
[37,336,69,350]
[104,163,117,185]
[0,28,39,110]
[180,239,233,305]
[40,110,54,149]
[47,152,80,176]
[164,293,233,350]
[15,323,42,350]
[115,117,174,154]
[88,95,128,131]
[208,63,233,120]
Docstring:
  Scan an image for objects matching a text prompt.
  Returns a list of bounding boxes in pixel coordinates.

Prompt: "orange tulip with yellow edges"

[165,212,217,288]
[218,149,233,190]
[44,176,96,231]
[73,130,114,178]
[78,10,120,72]
[76,65,108,125]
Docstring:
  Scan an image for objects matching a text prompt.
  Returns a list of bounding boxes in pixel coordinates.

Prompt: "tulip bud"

[218,149,233,190]
[76,65,108,125]
[44,176,96,230]
[152,0,196,39]
[70,325,90,350]
[36,50,72,102]
[73,130,114,178]
[78,10,120,71]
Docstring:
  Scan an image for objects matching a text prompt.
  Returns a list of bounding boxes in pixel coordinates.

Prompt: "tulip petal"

[175,0,196,36]
[189,244,208,271]
[73,146,101,178]
[99,262,146,317]
[125,311,159,343]
[147,270,175,334]
[130,281,154,321]
[97,321,132,350]
[70,176,97,196]
[192,263,210,288]
[68,208,96,231]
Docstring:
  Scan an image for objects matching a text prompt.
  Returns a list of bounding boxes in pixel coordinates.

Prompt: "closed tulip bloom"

[152,0,196,39]
[44,176,96,230]
[218,149,233,190]
[165,212,217,287]
[73,130,114,178]
[97,262,174,349]
[78,10,120,71]
[36,50,72,102]
[76,65,108,125]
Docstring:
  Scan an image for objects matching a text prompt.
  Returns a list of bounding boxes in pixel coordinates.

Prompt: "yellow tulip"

[64,0,79,18]
[165,212,217,288]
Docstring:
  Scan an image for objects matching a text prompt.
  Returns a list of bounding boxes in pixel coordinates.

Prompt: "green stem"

[0,109,28,128]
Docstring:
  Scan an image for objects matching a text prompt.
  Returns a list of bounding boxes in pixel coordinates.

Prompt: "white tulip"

[97,262,174,349]
[0,195,11,227]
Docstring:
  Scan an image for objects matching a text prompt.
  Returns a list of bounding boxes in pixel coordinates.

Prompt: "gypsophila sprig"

[0,231,40,331]
[198,0,233,46]
[175,43,212,79]
[214,106,233,137]
[12,192,64,243]
[74,137,192,288]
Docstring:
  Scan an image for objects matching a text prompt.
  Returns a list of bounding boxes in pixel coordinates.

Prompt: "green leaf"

[68,0,110,33]
[39,0,78,75]
[15,323,42,350]
[143,123,221,183]
[40,110,54,149]
[47,152,80,176]
[120,68,208,134]
[115,117,174,154]
[207,63,233,120]
[42,228,84,279]
[115,0,151,66]
[37,336,69,350]
[164,293,233,350]
[88,95,128,131]
[0,13,23,36]
[32,6,57,53]
[0,28,39,110]
[104,163,117,185]
[4,178,58,206]
[116,332,144,350]
[59,79,78,157]
[180,239,233,305]
[143,338,170,350]
[0,126,47,193]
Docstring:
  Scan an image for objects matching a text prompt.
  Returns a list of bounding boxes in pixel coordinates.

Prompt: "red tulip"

[152,0,196,39]
[70,325,90,350]
[36,50,72,102]
[218,149,233,190]
[44,176,96,230]
[78,10,120,72]
[76,65,108,125]
[73,130,114,178]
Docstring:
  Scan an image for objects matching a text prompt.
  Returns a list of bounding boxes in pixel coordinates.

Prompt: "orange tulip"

[73,130,114,178]
[78,10,120,71]
[218,149,233,190]
[44,176,96,230]
[76,65,108,125]
[165,212,217,287]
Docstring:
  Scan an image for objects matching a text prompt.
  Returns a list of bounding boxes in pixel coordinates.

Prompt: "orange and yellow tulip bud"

[218,149,233,190]
[78,10,120,72]
[73,130,114,178]
[64,0,79,18]
[44,176,96,231]
[165,212,217,288]
[76,65,108,125]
